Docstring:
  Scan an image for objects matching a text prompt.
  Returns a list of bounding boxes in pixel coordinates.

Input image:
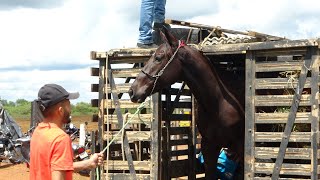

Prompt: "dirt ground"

[0,116,98,180]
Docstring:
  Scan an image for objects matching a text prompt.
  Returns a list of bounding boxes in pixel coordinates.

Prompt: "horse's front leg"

[202,138,221,180]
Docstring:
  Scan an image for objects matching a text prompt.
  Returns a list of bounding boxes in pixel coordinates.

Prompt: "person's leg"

[138,0,155,45]
[154,0,166,23]
[153,0,170,30]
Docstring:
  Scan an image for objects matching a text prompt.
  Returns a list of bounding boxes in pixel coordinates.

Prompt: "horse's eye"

[155,56,161,62]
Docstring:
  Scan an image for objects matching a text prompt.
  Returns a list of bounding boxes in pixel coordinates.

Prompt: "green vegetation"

[1,99,98,119]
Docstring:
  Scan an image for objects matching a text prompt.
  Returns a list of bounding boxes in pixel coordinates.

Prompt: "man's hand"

[89,153,104,169]
[73,153,104,172]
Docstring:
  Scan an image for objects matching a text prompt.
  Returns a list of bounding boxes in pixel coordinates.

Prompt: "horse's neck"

[181,48,223,111]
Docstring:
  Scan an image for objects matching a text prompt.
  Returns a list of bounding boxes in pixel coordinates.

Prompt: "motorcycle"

[0,104,27,164]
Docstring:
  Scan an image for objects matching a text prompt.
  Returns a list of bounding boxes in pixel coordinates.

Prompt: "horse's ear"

[160,30,169,44]
[161,27,178,48]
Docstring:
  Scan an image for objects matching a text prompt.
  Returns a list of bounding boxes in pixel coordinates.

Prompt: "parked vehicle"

[0,103,26,164]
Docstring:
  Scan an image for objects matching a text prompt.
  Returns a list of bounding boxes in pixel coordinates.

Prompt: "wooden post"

[150,93,161,180]
[244,50,255,179]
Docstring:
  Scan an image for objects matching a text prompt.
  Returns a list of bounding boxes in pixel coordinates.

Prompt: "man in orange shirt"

[30,84,103,180]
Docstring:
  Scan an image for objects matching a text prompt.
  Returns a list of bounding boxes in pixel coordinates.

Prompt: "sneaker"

[153,22,171,30]
[137,43,158,49]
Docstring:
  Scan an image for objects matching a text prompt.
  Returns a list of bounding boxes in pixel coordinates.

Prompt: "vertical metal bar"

[244,50,255,180]
[188,95,196,180]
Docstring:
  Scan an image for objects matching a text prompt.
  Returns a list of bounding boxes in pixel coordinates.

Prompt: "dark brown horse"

[129,28,245,180]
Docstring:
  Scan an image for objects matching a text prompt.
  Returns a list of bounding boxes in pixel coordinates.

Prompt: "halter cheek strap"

[142,40,185,95]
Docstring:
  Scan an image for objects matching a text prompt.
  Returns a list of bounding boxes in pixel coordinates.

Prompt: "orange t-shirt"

[30,122,74,180]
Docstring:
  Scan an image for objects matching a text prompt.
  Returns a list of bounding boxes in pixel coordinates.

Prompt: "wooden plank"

[310,54,319,180]
[255,163,311,176]
[104,160,150,171]
[105,114,152,125]
[107,63,137,177]
[169,127,190,135]
[255,132,310,142]
[150,93,160,180]
[170,160,189,178]
[255,48,307,57]
[255,147,311,160]
[255,61,304,72]
[244,50,255,179]
[106,83,132,94]
[255,94,311,106]
[106,173,150,180]
[170,114,192,121]
[91,67,100,76]
[162,101,192,109]
[255,77,315,89]
[91,84,99,92]
[254,178,310,180]
[255,112,311,124]
[112,68,141,78]
[169,139,189,146]
[103,131,151,142]
[201,38,319,54]
[171,149,189,156]
[105,99,151,109]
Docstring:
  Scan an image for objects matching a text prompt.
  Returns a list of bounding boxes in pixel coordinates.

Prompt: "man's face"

[61,100,72,124]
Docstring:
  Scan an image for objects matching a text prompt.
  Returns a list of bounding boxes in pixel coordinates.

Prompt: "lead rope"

[96,101,147,180]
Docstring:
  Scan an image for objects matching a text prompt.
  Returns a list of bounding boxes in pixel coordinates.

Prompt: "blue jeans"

[138,0,166,44]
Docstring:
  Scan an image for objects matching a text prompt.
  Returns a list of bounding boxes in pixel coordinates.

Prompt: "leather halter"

[141,40,185,94]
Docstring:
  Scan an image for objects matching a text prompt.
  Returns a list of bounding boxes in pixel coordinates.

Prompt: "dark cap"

[37,84,79,110]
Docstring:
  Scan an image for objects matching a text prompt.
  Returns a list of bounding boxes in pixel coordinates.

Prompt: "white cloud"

[0,0,320,103]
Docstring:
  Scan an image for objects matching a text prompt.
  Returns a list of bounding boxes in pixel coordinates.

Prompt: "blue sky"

[0,0,320,103]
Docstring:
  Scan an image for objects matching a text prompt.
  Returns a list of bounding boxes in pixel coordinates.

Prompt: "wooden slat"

[171,149,189,156]
[201,38,319,54]
[91,67,100,76]
[169,127,190,135]
[105,114,152,125]
[255,132,310,142]
[105,99,151,109]
[104,160,150,171]
[106,173,150,180]
[255,147,311,159]
[170,160,188,178]
[255,94,311,106]
[255,163,311,176]
[170,114,192,121]
[112,68,141,78]
[170,139,189,146]
[106,83,132,94]
[255,77,315,89]
[254,177,311,180]
[255,61,304,72]
[255,112,311,124]
[162,101,192,109]
[103,131,151,142]
[91,84,99,92]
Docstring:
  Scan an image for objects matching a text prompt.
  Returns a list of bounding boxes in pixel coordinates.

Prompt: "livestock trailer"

[90,20,320,179]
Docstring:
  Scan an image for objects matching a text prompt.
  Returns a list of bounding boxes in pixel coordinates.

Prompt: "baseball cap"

[37,84,79,110]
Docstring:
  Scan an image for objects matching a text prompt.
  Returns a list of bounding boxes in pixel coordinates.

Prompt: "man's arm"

[73,153,104,172]
[52,170,66,180]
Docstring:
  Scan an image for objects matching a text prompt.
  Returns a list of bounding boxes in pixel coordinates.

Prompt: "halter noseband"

[141,40,186,94]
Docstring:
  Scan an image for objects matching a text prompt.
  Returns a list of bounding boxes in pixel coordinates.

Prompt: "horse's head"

[129,28,185,103]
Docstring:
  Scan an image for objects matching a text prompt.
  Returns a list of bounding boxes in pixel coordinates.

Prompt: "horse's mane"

[198,51,245,116]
